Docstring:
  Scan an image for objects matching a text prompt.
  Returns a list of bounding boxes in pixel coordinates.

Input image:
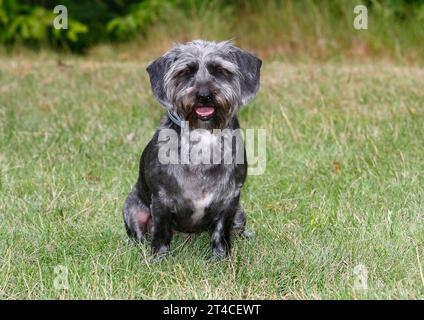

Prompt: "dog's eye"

[215,67,224,74]
[183,68,193,75]
[209,65,230,77]
[180,65,197,77]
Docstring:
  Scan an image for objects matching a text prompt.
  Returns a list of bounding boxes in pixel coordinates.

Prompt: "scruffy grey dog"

[123,40,261,259]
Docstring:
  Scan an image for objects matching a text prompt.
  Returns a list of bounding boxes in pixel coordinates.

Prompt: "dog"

[123,40,261,259]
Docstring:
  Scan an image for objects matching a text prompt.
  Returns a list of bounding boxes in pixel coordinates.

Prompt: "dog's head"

[146,40,262,129]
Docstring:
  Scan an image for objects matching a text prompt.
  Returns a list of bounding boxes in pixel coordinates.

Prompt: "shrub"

[0,0,423,55]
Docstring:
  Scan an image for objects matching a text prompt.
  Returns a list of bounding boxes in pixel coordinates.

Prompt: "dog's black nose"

[197,89,213,104]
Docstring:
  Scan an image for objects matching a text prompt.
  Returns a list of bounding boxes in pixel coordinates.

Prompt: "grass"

[0,55,423,299]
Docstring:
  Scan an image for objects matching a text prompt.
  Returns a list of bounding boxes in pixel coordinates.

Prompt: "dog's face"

[146,40,262,129]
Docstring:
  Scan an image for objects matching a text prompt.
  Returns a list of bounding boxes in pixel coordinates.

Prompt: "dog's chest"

[177,166,238,224]
[184,185,215,223]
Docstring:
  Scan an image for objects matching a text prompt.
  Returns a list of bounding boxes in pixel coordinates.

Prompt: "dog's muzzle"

[195,90,215,120]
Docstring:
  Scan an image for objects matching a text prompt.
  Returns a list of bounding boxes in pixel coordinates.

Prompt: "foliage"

[0,0,423,55]
[0,0,212,51]
[0,0,89,50]
[106,0,175,40]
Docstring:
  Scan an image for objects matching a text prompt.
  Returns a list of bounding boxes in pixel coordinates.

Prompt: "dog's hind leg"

[123,185,151,243]
[232,205,255,239]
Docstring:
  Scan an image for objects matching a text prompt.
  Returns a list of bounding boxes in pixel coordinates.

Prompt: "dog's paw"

[151,245,170,262]
[241,229,255,239]
[211,247,230,261]
[233,228,255,239]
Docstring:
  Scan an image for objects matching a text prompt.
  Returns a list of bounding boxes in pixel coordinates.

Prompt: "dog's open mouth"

[195,105,215,120]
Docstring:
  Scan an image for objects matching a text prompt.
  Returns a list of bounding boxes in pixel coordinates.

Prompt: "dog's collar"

[167,110,187,128]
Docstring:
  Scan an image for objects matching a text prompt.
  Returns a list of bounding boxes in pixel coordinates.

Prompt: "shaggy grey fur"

[123,40,261,259]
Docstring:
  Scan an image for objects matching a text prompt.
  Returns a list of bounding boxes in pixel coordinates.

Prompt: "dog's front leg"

[151,199,173,259]
[211,205,237,259]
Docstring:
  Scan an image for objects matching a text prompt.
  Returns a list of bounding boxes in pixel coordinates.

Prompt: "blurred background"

[1,0,424,62]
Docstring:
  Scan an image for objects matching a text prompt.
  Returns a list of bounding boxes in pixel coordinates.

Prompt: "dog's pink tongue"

[195,106,214,117]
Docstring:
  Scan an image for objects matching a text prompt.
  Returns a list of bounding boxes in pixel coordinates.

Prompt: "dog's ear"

[146,55,171,109]
[232,48,262,105]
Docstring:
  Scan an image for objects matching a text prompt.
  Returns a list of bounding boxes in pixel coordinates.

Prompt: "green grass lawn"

[0,57,423,299]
